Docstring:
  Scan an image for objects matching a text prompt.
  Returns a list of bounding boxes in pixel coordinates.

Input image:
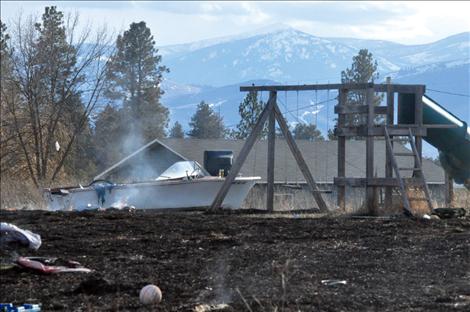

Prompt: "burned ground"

[0,210,469,311]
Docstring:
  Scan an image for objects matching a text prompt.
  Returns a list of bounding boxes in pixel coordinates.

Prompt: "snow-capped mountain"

[160,27,469,87]
[159,26,469,139]
[328,32,470,67]
[162,28,368,86]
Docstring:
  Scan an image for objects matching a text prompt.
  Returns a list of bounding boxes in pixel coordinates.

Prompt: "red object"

[16,257,92,274]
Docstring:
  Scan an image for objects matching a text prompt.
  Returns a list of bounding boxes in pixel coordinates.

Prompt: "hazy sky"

[1,1,469,46]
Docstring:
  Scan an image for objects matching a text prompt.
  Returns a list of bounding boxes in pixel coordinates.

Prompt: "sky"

[1,1,470,46]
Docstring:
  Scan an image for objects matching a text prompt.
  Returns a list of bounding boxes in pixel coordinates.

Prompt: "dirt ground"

[1,209,469,311]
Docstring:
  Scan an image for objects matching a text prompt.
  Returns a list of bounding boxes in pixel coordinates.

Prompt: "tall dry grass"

[0,177,46,210]
[453,188,470,210]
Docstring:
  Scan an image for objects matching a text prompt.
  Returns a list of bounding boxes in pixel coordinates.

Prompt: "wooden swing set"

[210,82,437,215]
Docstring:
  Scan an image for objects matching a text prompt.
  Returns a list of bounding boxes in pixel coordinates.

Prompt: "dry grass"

[453,188,470,210]
[405,186,432,216]
[0,177,46,210]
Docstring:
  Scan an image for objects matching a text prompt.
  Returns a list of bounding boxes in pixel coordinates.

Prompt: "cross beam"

[240,83,425,93]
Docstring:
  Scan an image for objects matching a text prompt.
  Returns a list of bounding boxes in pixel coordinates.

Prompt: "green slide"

[398,94,470,189]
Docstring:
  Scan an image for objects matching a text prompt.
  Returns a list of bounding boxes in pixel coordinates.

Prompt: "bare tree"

[1,7,113,187]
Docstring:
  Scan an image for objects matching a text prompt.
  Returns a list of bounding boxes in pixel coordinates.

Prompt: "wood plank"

[334,105,388,115]
[423,124,460,129]
[385,80,394,211]
[366,88,376,214]
[240,83,425,93]
[336,126,427,137]
[267,92,276,212]
[386,123,455,129]
[210,93,276,210]
[337,88,347,211]
[334,177,433,187]
[414,90,424,171]
[273,103,329,212]
[445,172,454,207]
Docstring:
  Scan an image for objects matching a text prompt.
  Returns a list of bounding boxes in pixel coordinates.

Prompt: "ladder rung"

[391,138,408,142]
[394,152,415,157]
[399,167,421,171]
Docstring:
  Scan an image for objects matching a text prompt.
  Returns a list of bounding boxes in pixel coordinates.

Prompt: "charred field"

[1,209,469,311]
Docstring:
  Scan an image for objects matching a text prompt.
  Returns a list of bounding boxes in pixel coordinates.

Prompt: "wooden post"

[273,103,329,212]
[267,91,276,212]
[366,87,376,214]
[337,88,347,211]
[414,87,424,177]
[385,78,394,211]
[445,172,454,208]
[210,94,276,210]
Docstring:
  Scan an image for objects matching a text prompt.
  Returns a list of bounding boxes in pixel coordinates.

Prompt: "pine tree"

[236,91,267,139]
[188,101,225,139]
[169,121,184,138]
[93,105,123,170]
[106,21,169,141]
[341,49,383,127]
[293,123,325,141]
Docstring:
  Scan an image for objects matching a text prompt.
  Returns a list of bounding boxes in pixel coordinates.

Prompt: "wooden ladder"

[384,127,433,215]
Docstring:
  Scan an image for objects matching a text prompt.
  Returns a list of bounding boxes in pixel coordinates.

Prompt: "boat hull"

[44,177,259,211]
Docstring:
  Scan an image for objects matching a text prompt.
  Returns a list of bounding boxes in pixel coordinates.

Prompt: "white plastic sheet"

[0,222,42,250]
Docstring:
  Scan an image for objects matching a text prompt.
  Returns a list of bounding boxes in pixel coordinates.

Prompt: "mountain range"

[158,26,469,144]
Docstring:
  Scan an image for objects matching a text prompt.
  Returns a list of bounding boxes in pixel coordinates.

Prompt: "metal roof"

[97,138,445,184]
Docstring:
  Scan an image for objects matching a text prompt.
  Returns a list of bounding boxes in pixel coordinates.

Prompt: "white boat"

[44,161,260,211]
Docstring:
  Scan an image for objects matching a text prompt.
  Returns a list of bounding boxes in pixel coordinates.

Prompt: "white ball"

[139,284,162,305]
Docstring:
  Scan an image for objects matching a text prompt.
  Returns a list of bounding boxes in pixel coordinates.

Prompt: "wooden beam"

[267,92,276,212]
[336,126,427,137]
[240,83,425,93]
[273,103,329,212]
[337,89,347,211]
[335,105,388,115]
[365,87,376,214]
[385,80,394,211]
[334,177,432,187]
[445,172,454,207]
[414,88,424,176]
[210,93,276,210]
[422,124,460,129]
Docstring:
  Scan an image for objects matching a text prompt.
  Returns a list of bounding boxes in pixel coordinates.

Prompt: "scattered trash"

[422,214,431,220]
[0,223,41,250]
[24,257,57,264]
[321,279,347,286]
[0,264,16,271]
[16,257,92,274]
[193,303,230,312]
[139,284,162,305]
[0,303,41,312]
